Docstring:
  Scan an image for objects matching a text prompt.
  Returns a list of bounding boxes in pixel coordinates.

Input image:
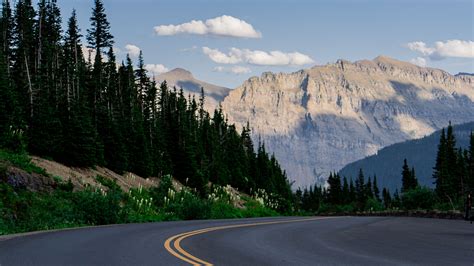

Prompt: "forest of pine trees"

[0,0,292,211]
[296,123,474,213]
[433,123,474,208]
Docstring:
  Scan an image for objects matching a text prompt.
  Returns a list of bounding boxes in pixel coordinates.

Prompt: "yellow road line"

[164,217,339,265]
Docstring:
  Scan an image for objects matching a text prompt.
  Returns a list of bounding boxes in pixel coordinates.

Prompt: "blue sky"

[55,0,473,88]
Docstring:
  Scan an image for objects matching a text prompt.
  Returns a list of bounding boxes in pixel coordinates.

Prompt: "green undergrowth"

[0,167,281,235]
[0,149,48,176]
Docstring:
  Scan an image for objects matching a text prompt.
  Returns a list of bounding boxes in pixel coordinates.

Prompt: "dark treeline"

[0,0,292,211]
[433,123,474,207]
[296,123,474,213]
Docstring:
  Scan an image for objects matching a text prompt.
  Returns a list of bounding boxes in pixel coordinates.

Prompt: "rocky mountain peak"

[166,68,194,79]
[221,57,474,189]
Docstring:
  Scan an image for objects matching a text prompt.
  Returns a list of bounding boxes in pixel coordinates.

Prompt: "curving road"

[0,216,472,265]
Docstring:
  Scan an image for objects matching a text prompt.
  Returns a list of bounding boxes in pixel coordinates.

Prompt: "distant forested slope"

[339,122,474,191]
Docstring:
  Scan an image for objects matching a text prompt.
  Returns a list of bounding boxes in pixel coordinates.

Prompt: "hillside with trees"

[0,0,293,234]
[296,123,473,214]
[339,122,474,191]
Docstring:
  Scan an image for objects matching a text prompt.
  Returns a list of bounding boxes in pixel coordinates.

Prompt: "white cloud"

[213,65,251,74]
[145,64,169,76]
[203,47,314,66]
[410,57,427,67]
[231,66,251,74]
[125,44,141,57]
[203,47,242,64]
[154,15,261,38]
[407,40,474,60]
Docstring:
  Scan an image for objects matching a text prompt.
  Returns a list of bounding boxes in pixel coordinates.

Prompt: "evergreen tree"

[410,167,418,189]
[433,128,447,196]
[86,0,114,163]
[392,189,401,208]
[61,10,97,166]
[468,132,474,191]
[86,0,113,51]
[0,0,13,72]
[327,172,342,205]
[342,177,350,204]
[12,0,36,122]
[28,0,63,158]
[373,175,380,202]
[349,178,356,203]
[0,46,14,145]
[355,169,366,209]
[433,123,460,204]
[365,176,373,199]
[382,188,391,209]
[401,158,412,192]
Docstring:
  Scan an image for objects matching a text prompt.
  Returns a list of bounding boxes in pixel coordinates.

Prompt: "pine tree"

[28,0,63,158]
[433,123,460,204]
[342,177,350,204]
[327,172,342,205]
[468,132,474,191]
[86,0,114,163]
[392,189,401,208]
[355,169,366,209]
[0,46,13,145]
[445,122,458,198]
[401,158,412,192]
[86,0,113,51]
[12,0,36,123]
[0,0,13,72]
[61,10,97,166]
[349,178,356,203]
[382,187,391,209]
[373,175,380,202]
[433,128,447,196]
[365,176,373,199]
[410,167,418,189]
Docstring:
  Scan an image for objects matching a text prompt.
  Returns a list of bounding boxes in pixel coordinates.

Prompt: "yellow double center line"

[164,217,337,265]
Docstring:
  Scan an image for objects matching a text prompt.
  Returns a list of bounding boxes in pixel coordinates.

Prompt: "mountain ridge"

[220,56,474,188]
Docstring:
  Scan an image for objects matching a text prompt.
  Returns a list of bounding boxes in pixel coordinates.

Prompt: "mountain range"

[155,56,474,189]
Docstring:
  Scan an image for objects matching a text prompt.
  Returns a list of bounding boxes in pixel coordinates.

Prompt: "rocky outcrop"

[221,56,474,189]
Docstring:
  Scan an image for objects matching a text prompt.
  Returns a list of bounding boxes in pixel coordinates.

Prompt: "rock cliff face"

[156,68,230,111]
[221,56,474,189]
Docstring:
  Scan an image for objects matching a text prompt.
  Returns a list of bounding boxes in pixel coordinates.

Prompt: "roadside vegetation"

[295,123,474,215]
[0,160,280,235]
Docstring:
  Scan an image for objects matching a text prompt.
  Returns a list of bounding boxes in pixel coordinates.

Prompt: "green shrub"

[164,190,210,220]
[401,186,436,210]
[209,201,243,219]
[1,127,27,154]
[365,198,384,212]
[71,188,123,225]
[241,199,279,218]
[123,186,163,223]
[95,175,122,192]
[150,174,174,208]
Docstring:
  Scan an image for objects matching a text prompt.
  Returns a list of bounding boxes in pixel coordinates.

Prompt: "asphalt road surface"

[0,216,472,265]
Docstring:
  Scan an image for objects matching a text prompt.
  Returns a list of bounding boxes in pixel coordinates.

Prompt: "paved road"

[0,216,472,265]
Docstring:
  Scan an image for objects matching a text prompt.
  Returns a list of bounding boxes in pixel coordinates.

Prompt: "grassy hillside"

[0,150,279,235]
